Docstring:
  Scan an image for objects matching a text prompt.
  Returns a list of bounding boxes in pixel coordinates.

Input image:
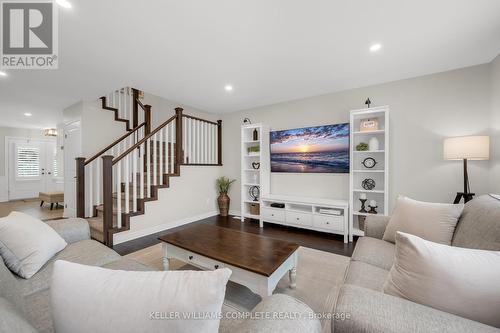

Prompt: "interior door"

[63,121,81,218]
[7,138,56,200]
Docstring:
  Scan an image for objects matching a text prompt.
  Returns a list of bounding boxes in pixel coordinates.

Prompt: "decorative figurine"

[368,200,378,214]
[251,162,260,170]
[356,142,368,151]
[243,118,251,125]
[362,178,376,190]
[253,128,258,141]
[365,98,372,108]
[249,186,260,202]
[359,198,368,213]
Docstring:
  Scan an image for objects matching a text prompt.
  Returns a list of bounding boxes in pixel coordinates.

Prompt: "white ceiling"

[1,0,500,129]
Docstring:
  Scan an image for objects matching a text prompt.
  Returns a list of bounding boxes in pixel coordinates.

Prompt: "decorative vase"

[369,137,379,151]
[253,129,258,141]
[218,193,230,216]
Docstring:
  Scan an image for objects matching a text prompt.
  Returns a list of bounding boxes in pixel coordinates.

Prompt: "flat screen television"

[270,123,349,173]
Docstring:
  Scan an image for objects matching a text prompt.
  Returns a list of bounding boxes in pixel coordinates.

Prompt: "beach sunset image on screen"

[270,123,350,173]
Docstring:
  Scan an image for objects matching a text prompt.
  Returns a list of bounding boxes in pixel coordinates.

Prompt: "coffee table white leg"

[289,268,297,289]
[162,243,170,270]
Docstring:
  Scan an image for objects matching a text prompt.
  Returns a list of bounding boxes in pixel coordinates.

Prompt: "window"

[16,146,40,178]
[53,148,58,177]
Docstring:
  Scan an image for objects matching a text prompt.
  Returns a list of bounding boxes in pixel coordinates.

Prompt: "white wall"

[221,64,493,212]
[143,91,220,127]
[114,166,220,244]
[491,54,500,194]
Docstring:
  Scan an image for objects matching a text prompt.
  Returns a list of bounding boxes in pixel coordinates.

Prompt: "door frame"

[4,136,57,201]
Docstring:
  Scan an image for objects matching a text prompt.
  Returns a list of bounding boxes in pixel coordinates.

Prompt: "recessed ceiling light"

[56,0,72,9]
[24,112,32,117]
[0,71,7,77]
[224,85,233,92]
[370,43,382,52]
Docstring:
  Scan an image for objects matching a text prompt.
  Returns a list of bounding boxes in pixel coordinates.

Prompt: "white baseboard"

[113,211,219,245]
[229,210,242,218]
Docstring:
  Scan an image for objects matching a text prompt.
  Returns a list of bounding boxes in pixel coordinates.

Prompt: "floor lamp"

[444,135,490,204]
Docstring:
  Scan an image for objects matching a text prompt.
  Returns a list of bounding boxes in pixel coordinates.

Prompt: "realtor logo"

[1,0,58,69]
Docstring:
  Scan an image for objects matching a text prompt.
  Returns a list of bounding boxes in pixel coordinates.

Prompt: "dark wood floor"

[114,215,357,257]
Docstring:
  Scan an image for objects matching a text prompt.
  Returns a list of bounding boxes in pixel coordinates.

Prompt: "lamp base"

[453,192,475,204]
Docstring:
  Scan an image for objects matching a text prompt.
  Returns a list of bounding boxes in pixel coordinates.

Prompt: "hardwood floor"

[114,215,356,257]
[0,199,64,220]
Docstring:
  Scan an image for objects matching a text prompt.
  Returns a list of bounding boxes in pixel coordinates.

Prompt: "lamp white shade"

[443,136,490,160]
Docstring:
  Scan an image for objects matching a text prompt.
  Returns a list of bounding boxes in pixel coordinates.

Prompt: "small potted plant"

[216,177,236,217]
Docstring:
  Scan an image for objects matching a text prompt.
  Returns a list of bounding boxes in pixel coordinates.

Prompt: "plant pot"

[218,193,230,217]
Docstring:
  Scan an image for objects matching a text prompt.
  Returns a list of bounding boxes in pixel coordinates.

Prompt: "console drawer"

[313,214,344,231]
[286,211,312,226]
[168,245,225,270]
[261,208,285,222]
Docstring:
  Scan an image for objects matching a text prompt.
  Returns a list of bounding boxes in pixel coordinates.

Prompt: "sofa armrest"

[235,294,321,333]
[333,284,499,333]
[364,215,391,239]
[45,218,91,244]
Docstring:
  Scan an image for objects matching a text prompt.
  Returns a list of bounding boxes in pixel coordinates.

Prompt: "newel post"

[76,157,86,218]
[175,107,184,173]
[102,155,114,247]
[144,104,152,136]
[217,120,222,165]
[132,88,139,128]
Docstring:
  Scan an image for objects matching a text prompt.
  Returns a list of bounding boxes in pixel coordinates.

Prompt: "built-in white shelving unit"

[240,123,270,221]
[349,106,390,242]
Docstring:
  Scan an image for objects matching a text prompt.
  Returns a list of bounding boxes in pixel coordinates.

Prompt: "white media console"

[260,194,349,243]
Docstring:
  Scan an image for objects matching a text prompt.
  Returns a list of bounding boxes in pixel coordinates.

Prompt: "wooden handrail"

[182,114,218,126]
[113,114,177,165]
[84,122,146,166]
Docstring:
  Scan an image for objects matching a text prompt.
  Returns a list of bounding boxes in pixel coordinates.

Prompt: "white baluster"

[183,116,187,164]
[125,154,130,214]
[153,134,157,186]
[140,143,144,199]
[170,122,175,172]
[116,162,122,228]
[132,148,137,212]
[147,138,152,197]
[159,129,163,182]
[88,163,93,217]
[204,122,208,164]
[214,124,217,164]
[197,120,201,163]
[208,124,212,164]
[188,118,192,164]
[96,159,101,204]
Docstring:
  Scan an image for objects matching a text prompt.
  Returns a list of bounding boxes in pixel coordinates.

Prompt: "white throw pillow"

[0,211,67,279]
[51,260,232,333]
[384,232,500,328]
[382,196,463,244]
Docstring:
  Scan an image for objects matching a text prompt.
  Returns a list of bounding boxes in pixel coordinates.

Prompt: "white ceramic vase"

[369,137,379,151]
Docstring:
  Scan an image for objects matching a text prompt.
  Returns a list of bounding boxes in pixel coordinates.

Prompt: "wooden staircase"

[87,152,180,242]
[76,88,222,247]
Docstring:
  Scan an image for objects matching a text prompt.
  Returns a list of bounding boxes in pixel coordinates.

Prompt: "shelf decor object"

[240,123,270,221]
[362,157,377,168]
[356,142,368,151]
[443,135,489,203]
[349,105,389,242]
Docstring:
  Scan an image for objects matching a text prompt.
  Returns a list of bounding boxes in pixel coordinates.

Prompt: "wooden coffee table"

[159,224,299,298]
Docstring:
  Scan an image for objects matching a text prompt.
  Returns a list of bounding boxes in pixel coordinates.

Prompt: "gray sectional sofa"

[0,217,320,333]
[333,194,500,333]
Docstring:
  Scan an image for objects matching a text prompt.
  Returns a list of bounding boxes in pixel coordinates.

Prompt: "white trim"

[113,211,219,245]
